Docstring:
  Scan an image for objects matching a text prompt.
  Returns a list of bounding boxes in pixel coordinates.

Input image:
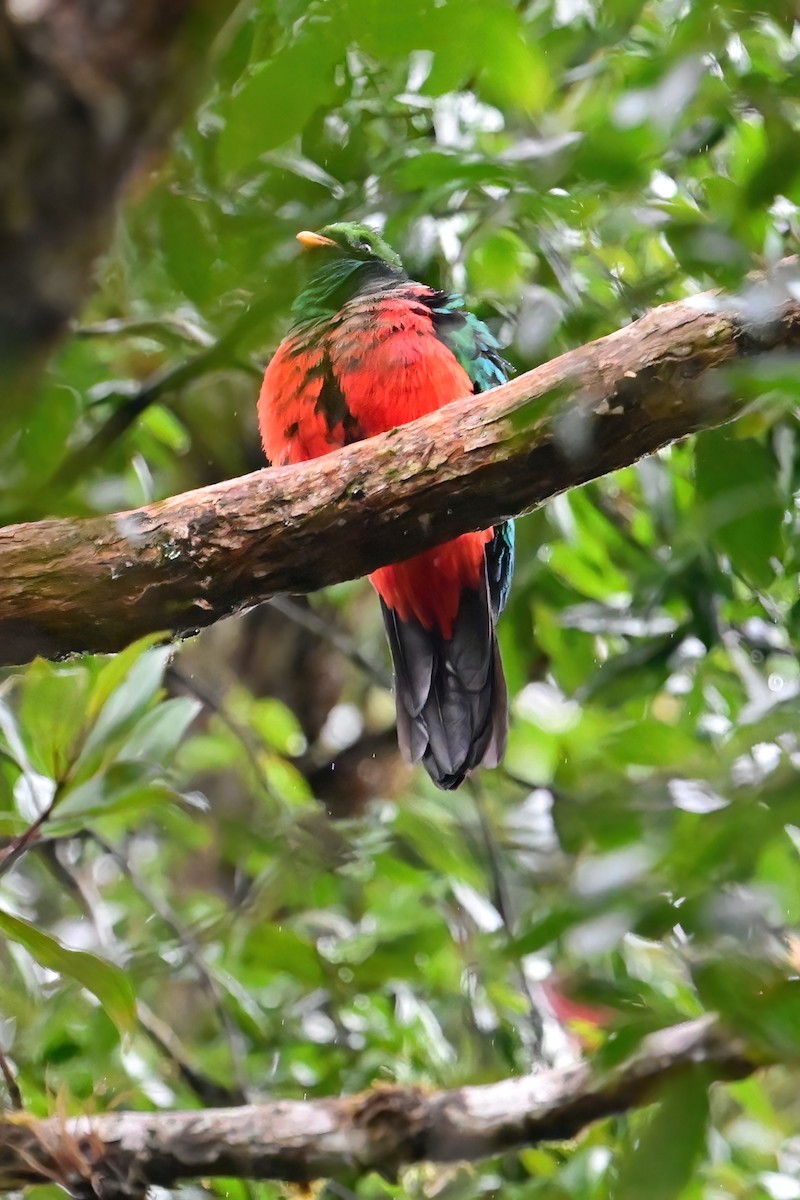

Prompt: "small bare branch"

[0,1050,21,1112]
[0,1016,760,1193]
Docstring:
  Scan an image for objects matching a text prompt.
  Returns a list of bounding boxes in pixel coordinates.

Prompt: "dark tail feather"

[380,574,507,791]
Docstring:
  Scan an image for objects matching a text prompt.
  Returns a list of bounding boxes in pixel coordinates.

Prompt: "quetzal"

[258,223,514,789]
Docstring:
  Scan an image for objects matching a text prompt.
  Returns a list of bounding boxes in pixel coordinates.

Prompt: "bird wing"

[258,332,366,465]
[423,290,516,618]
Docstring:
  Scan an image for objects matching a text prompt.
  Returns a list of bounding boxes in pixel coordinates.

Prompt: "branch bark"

[0,1016,761,1195]
[1,261,799,666]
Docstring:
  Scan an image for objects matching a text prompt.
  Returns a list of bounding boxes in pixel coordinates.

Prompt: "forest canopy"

[1,1,800,1197]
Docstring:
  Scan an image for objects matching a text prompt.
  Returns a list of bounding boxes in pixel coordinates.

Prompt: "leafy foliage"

[3,0,800,1197]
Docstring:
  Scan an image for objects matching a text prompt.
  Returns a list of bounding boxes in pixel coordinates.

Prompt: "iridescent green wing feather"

[425,290,515,617]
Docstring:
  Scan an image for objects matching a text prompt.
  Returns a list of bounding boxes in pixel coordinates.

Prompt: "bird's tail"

[380,573,507,790]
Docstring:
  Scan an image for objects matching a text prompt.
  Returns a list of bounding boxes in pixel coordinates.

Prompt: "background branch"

[16,295,275,521]
[0,1016,761,1192]
[0,262,798,666]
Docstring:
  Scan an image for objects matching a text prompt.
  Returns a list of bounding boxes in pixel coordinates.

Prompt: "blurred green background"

[2,1,800,1196]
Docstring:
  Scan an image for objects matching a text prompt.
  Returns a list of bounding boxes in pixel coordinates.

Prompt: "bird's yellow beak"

[296,230,337,250]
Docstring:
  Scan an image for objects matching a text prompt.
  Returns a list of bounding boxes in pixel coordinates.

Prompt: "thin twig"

[73,315,216,348]
[0,1049,22,1111]
[322,1181,360,1200]
[13,294,277,519]
[467,781,549,1058]
[89,833,250,1098]
[33,840,244,1107]
[268,596,390,687]
[137,1003,245,1108]
[166,664,276,802]
[0,783,64,882]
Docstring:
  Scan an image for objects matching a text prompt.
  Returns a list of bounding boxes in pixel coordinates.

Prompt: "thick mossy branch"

[0,1017,759,1194]
[1,261,799,666]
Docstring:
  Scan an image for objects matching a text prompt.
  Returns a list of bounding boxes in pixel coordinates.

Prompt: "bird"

[258,222,514,790]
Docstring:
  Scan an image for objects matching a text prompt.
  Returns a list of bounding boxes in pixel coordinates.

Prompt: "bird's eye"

[358,240,371,252]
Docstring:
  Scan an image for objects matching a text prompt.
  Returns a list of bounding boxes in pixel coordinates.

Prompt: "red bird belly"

[259,292,493,635]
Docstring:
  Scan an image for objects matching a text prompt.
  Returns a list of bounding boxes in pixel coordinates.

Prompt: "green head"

[296,222,404,270]
[291,222,406,324]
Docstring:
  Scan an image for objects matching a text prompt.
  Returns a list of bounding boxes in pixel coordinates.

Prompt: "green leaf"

[694,958,800,1059]
[242,923,322,987]
[78,643,173,775]
[601,719,703,769]
[392,152,512,191]
[140,405,192,454]
[694,429,783,587]
[50,772,184,830]
[19,659,90,780]
[86,634,169,723]
[0,910,136,1037]
[157,192,216,306]
[467,229,536,298]
[236,695,306,756]
[263,756,314,806]
[349,0,439,59]
[476,6,552,113]
[615,1069,711,1200]
[219,9,346,174]
[116,696,201,763]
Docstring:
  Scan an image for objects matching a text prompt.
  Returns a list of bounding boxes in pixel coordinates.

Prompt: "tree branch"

[0,1016,761,1194]
[19,294,276,521]
[1,262,799,666]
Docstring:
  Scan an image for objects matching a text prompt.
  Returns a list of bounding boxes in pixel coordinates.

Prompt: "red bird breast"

[259,286,489,640]
[260,289,472,453]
